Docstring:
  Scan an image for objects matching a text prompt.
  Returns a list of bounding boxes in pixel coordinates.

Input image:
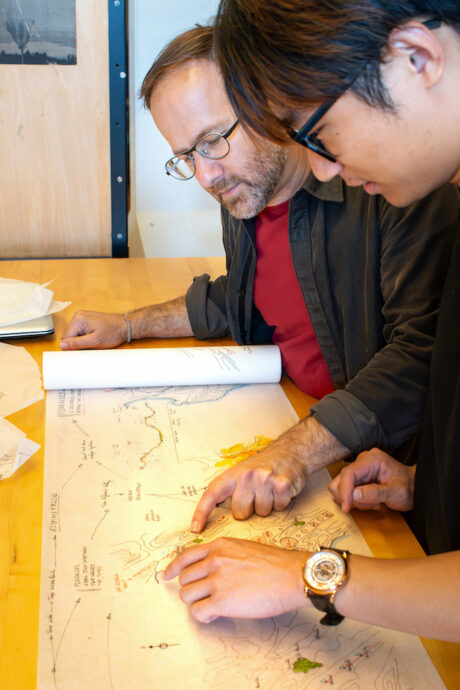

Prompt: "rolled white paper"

[42,345,281,390]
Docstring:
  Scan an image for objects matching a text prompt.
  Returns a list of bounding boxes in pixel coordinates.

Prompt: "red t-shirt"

[253,200,334,399]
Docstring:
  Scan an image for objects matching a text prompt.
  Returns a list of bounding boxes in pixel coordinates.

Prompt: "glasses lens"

[166,155,195,180]
[196,133,230,160]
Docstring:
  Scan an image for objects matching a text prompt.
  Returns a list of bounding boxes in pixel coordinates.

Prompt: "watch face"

[305,550,346,591]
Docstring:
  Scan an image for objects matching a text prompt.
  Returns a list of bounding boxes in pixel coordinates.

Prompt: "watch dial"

[305,551,345,591]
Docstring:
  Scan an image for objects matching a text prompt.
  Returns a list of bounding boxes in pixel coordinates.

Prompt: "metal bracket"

[108,0,129,257]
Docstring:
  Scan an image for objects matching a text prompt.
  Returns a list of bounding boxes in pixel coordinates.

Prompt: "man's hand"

[191,416,350,533]
[163,537,308,623]
[61,298,193,350]
[328,448,416,513]
[60,310,127,350]
[191,441,309,533]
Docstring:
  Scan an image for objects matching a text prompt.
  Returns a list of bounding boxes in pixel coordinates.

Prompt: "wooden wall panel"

[0,1,112,257]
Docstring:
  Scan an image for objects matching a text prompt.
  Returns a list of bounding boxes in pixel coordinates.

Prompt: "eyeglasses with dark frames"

[165,120,240,181]
[289,17,441,162]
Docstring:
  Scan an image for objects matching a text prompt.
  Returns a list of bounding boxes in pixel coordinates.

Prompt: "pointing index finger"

[190,475,236,532]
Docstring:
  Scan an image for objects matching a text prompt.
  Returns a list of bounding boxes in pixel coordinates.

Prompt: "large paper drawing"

[38,383,445,689]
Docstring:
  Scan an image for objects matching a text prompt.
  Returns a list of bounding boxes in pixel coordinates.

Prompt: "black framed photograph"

[0,0,76,64]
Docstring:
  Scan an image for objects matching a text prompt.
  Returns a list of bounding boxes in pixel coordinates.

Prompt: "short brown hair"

[140,24,214,110]
[215,0,460,143]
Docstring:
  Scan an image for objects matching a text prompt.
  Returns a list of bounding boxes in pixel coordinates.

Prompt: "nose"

[194,155,225,189]
[307,150,343,182]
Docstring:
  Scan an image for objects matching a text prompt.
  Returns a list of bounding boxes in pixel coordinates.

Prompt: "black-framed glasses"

[165,120,239,180]
[289,17,441,162]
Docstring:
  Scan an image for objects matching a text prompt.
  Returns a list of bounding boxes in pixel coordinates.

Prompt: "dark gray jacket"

[185,175,459,454]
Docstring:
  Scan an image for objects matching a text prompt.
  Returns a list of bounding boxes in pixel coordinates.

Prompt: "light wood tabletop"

[0,258,458,689]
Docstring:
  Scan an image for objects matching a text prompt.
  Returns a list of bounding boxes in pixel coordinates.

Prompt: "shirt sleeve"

[184,208,234,340]
[185,272,230,339]
[311,184,460,454]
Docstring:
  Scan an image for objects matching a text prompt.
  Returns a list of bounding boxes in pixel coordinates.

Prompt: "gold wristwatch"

[303,546,350,626]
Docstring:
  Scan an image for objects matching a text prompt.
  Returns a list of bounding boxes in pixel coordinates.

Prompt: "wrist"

[302,547,351,625]
[292,417,351,475]
[123,312,132,343]
[290,550,315,610]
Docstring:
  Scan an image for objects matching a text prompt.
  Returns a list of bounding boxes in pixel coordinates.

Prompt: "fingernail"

[353,488,363,500]
[60,341,68,349]
[191,520,200,533]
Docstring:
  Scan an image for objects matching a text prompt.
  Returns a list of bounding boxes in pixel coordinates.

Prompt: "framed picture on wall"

[0,0,76,65]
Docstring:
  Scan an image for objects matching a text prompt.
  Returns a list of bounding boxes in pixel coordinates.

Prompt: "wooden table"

[0,258,458,688]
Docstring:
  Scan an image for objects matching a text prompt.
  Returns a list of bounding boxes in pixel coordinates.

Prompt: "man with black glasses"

[159,3,460,642]
[62,25,457,548]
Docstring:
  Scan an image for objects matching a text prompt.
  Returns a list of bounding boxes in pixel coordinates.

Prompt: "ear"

[387,21,445,88]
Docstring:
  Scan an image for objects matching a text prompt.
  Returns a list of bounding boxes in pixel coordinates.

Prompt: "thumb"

[60,333,99,350]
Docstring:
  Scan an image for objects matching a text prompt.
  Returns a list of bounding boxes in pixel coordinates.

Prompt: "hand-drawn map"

[38,383,445,689]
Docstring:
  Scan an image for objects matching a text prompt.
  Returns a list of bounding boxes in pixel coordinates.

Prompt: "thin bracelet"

[123,312,132,344]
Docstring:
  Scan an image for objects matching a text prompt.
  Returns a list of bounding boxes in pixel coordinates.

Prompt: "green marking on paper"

[293,657,323,674]
[294,520,305,526]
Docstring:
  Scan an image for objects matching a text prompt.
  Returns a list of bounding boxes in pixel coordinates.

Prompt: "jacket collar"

[300,173,344,203]
[233,172,345,228]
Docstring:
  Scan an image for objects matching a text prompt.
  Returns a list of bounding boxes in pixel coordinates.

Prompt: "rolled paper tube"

[42,345,282,390]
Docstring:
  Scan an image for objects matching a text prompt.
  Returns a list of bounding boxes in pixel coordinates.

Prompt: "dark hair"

[215,0,460,142]
[140,24,214,109]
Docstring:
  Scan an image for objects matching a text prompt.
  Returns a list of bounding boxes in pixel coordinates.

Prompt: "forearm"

[333,551,460,642]
[127,296,193,339]
[273,415,351,475]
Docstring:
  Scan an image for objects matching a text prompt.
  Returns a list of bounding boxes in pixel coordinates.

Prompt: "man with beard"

[62,25,457,522]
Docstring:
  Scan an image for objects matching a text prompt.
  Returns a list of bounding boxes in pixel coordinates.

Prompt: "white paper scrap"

[0,417,40,480]
[0,342,44,416]
[0,276,70,327]
[42,345,282,390]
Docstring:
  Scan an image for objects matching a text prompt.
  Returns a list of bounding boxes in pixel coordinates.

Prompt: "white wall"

[132,0,223,257]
